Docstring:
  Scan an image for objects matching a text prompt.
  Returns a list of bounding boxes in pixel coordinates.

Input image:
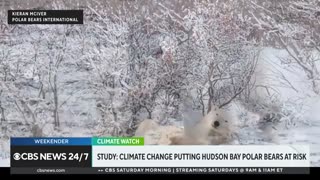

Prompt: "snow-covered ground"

[0,158,9,167]
[238,47,320,166]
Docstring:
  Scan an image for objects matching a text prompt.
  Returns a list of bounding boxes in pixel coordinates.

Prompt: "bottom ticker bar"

[10,167,310,175]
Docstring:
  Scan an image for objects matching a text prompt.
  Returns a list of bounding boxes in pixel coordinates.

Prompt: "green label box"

[92,137,144,146]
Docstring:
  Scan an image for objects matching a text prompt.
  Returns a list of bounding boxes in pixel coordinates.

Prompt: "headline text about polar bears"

[97,153,307,161]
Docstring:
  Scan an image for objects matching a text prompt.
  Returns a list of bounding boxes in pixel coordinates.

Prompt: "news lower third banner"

[8,10,83,24]
[10,137,310,174]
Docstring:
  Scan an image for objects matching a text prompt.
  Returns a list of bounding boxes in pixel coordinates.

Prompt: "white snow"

[234,47,320,166]
[0,158,9,167]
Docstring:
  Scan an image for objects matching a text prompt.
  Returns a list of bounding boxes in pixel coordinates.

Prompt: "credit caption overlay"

[8,10,83,24]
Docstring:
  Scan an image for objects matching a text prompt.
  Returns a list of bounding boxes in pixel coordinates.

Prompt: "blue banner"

[11,137,91,146]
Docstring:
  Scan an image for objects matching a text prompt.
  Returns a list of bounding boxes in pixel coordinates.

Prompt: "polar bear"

[135,119,184,145]
[134,119,159,137]
[206,107,235,145]
[134,106,235,145]
[182,106,235,145]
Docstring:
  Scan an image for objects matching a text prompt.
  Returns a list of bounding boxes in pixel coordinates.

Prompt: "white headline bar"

[92,145,310,167]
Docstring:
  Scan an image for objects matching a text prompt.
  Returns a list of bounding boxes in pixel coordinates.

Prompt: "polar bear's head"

[184,106,234,145]
[207,107,234,144]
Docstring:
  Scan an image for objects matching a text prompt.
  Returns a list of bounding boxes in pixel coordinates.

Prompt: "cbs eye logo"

[13,153,21,160]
